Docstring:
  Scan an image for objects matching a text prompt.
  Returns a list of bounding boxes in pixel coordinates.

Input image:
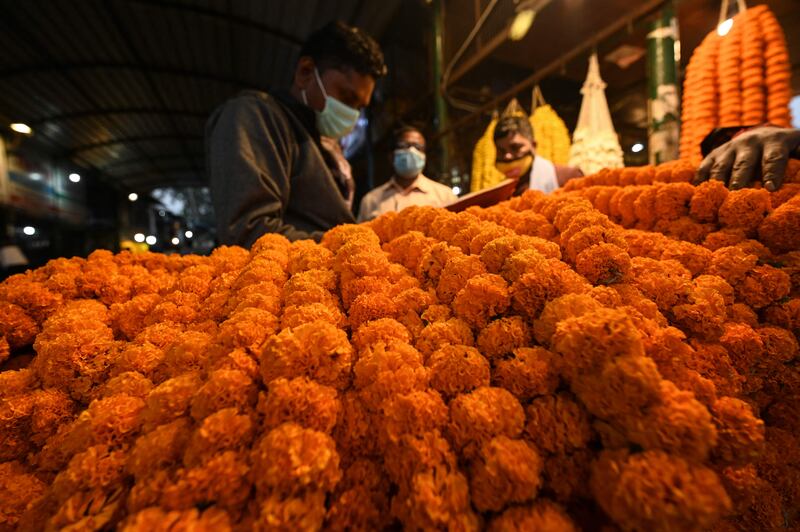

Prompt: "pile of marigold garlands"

[2,161,800,532]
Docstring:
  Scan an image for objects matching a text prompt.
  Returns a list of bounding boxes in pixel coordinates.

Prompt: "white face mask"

[393,147,426,178]
[302,68,360,139]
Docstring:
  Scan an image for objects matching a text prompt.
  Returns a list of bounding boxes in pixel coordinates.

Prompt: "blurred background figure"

[494,115,583,195]
[358,126,456,221]
[0,238,28,279]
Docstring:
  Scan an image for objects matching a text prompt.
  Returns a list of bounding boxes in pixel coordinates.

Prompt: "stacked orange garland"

[718,9,744,126]
[680,5,793,163]
[762,7,793,126]
[1,158,799,531]
[680,31,721,164]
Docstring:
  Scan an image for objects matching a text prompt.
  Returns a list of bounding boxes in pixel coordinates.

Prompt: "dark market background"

[0,0,798,276]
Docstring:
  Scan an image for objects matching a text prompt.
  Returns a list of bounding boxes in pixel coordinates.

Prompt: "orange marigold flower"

[448,386,525,459]
[469,436,543,512]
[451,274,510,329]
[590,449,731,532]
[476,316,532,360]
[575,243,632,285]
[493,347,559,402]
[427,345,490,400]
[260,321,353,390]
[758,195,800,254]
[718,188,772,235]
[251,422,341,496]
[690,179,729,223]
[524,393,592,454]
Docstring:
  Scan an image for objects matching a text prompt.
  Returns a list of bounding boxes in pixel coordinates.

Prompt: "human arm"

[207,95,321,246]
[356,192,377,223]
[695,126,800,191]
[555,164,584,187]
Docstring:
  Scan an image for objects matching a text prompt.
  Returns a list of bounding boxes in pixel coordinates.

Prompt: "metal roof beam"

[103,151,204,170]
[30,107,208,126]
[0,9,167,182]
[0,62,250,87]
[118,171,205,187]
[106,1,204,183]
[126,0,303,46]
[68,134,203,155]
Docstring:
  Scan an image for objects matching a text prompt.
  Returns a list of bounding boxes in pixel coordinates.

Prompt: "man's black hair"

[300,21,387,79]
[393,125,425,148]
[493,116,534,142]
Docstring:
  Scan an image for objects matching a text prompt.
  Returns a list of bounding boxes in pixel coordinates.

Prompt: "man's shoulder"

[421,175,455,194]
[216,90,283,115]
[206,90,294,138]
[362,180,394,201]
[554,163,583,180]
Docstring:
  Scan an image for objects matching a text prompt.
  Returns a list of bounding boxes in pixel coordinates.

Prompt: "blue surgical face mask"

[302,68,360,139]
[393,147,426,178]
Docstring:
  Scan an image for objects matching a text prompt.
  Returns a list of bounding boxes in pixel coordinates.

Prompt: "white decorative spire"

[568,53,625,175]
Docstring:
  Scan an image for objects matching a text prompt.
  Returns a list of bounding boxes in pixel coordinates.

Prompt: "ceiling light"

[452,186,462,195]
[631,143,645,153]
[10,123,32,135]
[171,237,180,245]
[68,173,81,183]
[158,210,165,217]
[509,6,536,41]
[29,173,42,181]
[717,18,733,36]
[128,193,138,202]
[145,235,157,246]
[23,226,36,236]
[134,233,145,243]
[184,230,193,239]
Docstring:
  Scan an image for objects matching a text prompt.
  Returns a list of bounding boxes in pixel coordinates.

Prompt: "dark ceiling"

[0,0,402,191]
[1,0,798,192]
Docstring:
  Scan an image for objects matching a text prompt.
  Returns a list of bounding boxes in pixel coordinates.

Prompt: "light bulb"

[509,9,536,41]
[10,123,32,135]
[717,18,733,37]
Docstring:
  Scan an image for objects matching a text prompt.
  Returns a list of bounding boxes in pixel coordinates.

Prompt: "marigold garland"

[680,5,793,163]
[1,161,799,531]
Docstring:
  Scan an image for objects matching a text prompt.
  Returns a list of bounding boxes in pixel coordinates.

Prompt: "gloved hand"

[695,126,800,191]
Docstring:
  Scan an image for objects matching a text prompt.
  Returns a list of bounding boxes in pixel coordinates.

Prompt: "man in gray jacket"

[206,21,386,245]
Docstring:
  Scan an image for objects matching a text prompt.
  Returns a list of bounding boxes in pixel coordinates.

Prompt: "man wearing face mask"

[206,21,386,245]
[357,126,457,222]
[493,116,583,196]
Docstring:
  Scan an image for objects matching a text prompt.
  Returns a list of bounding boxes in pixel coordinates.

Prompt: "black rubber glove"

[695,127,800,191]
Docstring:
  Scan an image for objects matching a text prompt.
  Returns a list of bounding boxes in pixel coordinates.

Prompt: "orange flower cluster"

[563,158,800,193]
[561,159,696,191]
[761,7,794,128]
[562,162,800,263]
[680,5,793,162]
[1,161,799,531]
[681,30,721,164]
